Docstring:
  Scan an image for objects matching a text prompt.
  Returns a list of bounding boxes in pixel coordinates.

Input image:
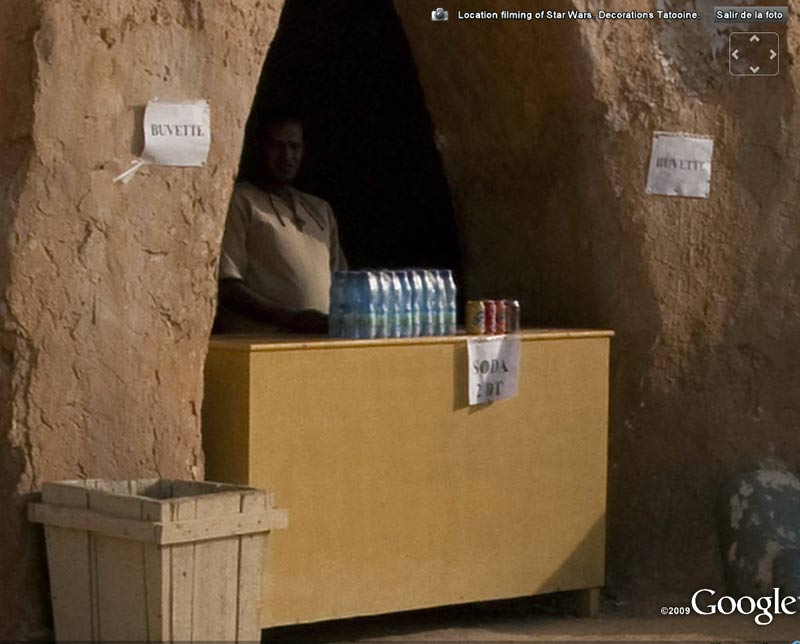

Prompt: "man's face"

[264,121,304,185]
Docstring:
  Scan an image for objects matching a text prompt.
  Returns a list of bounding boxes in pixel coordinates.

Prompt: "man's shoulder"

[229,182,279,220]
[292,187,332,213]
[232,181,264,203]
[293,188,338,229]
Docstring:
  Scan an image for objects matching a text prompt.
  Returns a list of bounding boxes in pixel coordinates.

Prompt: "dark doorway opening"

[239,0,460,274]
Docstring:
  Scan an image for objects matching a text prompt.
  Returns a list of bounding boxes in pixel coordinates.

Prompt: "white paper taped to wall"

[142,100,210,166]
[467,335,521,405]
[114,99,210,184]
[646,131,714,199]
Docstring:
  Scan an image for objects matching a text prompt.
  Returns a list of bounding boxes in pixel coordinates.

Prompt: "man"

[216,113,347,333]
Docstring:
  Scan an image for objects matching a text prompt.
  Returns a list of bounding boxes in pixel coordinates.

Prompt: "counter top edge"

[208,329,615,352]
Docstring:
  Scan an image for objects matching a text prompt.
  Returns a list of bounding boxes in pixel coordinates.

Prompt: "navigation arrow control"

[729,32,780,76]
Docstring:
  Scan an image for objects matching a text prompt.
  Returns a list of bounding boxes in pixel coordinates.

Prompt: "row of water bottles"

[329,269,457,339]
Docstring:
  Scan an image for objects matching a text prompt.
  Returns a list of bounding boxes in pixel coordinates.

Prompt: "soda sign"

[467,336,521,405]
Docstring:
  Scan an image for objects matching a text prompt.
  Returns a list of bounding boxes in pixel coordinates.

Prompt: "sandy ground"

[262,597,800,642]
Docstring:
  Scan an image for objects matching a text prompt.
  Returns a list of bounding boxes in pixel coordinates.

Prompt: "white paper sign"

[646,131,713,198]
[142,99,210,166]
[467,336,521,405]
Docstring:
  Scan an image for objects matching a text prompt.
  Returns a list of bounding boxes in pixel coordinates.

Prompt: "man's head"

[262,112,304,186]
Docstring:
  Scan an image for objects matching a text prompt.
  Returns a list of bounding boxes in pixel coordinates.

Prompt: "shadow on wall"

[393,0,664,595]
[0,0,53,637]
[238,0,461,277]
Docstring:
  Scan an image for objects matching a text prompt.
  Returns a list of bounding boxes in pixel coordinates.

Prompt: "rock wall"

[394,0,800,601]
[2,0,799,635]
[0,1,281,638]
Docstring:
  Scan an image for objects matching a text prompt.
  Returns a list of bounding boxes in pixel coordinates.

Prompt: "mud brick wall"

[0,1,282,637]
[395,0,800,603]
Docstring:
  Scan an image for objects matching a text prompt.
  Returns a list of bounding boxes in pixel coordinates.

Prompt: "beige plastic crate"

[29,479,288,642]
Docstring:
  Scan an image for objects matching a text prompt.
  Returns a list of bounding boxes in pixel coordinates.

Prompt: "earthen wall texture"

[395,0,800,601]
[3,0,799,635]
[0,1,281,638]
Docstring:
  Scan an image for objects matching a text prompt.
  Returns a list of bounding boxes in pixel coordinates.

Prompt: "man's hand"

[289,309,328,334]
[221,279,329,334]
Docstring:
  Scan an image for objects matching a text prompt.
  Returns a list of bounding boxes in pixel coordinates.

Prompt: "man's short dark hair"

[260,109,304,132]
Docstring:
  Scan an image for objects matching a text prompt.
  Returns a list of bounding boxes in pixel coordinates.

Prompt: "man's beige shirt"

[218,182,347,322]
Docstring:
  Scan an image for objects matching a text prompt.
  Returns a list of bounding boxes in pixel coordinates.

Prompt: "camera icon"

[431,7,449,21]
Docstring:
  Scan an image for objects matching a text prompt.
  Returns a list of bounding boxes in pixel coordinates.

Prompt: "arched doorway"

[238,0,460,275]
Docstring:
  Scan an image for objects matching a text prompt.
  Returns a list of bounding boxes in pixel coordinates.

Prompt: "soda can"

[506,299,521,333]
[483,299,497,334]
[466,300,486,335]
[495,300,507,334]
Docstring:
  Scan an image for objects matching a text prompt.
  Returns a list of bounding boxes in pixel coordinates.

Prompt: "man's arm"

[327,203,348,271]
[219,278,327,333]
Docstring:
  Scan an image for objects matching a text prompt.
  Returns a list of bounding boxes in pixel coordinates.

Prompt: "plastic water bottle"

[426,270,440,335]
[439,269,457,335]
[340,272,359,338]
[406,270,423,337]
[415,270,434,336]
[353,271,367,339]
[368,271,382,339]
[328,271,346,337]
[351,271,366,339]
[396,271,412,337]
[431,270,447,336]
[375,270,391,339]
[426,270,440,336]
[356,271,379,339]
[388,271,403,338]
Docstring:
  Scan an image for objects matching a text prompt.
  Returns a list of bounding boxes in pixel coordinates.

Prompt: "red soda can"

[506,299,521,332]
[483,300,497,334]
[495,300,507,334]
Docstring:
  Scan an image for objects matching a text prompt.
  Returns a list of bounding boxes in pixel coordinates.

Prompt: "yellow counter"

[202,329,612,627]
